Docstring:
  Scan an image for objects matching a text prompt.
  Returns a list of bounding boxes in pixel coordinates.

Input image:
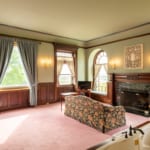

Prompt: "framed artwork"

[124,44,143,69]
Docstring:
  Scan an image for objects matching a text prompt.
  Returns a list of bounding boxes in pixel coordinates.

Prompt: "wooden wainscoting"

[0,88,29,111]
[37,82,55,105]
[56,84,75,101]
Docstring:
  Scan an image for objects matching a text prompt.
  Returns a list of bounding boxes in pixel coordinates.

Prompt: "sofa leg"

[102,126,105,133]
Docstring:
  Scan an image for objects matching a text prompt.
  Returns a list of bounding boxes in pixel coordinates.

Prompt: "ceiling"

[0,0,150,46]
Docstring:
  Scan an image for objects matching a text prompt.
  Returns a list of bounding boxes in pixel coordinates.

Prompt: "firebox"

[121,89,149,113]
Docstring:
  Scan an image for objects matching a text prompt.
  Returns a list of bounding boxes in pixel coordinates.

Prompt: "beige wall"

[37,43,87,82]
[37,35,150,83]
[77,48,86,81]
[38,42,54,82]
[87,35,150,81]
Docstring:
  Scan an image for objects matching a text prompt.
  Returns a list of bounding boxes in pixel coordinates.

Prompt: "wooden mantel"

[112,73,150,83]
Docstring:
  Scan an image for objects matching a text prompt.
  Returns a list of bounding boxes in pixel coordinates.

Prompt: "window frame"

[0,44,29,89]
[54,44,77,87]
[57,55,74,85]
[93,50,108,95]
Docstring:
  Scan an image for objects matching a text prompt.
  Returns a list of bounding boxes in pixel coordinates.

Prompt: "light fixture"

[40,57,52,68]
[109,59,120,70]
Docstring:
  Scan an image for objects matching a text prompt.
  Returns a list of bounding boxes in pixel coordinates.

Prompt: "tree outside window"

[0,45,29,88]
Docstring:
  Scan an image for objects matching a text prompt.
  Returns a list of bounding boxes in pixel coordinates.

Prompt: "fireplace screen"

[115,82,150,116]
[120,89,149,111]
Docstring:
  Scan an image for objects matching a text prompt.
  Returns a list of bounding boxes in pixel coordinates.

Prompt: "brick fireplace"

[112,73,150,116]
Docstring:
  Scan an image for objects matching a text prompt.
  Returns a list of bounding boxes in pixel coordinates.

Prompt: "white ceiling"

[0,0,150,44]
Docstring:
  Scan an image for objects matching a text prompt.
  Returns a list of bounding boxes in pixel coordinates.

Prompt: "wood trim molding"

[85,33,150,49]
[113,73,150,83]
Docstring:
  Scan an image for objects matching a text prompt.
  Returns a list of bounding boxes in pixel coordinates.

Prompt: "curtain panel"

[66,59,75,84]
[93,64,101,90]
[0,37,14,83]
[16,39,38,106]
[57,59,64,85]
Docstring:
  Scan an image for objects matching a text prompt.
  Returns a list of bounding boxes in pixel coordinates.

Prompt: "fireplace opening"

[115,82,150,117]
[120,88,149,116]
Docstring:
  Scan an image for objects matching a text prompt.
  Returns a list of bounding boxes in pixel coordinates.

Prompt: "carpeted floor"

[0,102,149,150]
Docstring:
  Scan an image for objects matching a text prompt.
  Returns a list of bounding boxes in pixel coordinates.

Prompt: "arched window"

[93,50,108,95]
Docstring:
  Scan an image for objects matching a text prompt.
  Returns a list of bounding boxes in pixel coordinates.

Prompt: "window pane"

[96,51,108,64]
[59,63,72,85]
[57,52,72,57]
[0,46,29,88]
[60,64,71,75]
[59,75,72,85]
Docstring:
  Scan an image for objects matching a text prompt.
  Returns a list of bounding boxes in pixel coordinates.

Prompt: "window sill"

[91,91,107,96]
[0,86,29,92]
[57,84,74,87]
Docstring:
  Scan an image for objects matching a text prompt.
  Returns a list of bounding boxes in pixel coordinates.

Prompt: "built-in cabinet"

[0,88,29,111]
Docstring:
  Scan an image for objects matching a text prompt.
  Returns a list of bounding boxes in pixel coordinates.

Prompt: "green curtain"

[17,39,38,106]
[0,37,14,83]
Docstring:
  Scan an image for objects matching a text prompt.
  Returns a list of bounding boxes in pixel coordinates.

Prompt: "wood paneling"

[113,73,150,83]
[57,85,75,101]
[0,88,29,111]
[37,82,55,105]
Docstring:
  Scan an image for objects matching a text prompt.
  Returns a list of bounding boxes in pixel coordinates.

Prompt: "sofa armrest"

[103,105,126,132]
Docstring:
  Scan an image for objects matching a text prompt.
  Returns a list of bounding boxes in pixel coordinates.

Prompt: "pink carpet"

[0,103,149,150]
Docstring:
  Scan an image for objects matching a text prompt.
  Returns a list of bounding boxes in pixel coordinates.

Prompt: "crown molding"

[84,22,150,48]
[0,23,149,49]
[0,24,85,47]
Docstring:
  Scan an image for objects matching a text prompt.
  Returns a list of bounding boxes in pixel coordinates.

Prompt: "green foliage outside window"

[0,46,28,87]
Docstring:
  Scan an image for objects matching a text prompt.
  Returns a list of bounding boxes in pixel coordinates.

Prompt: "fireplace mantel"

[112,73,150,83]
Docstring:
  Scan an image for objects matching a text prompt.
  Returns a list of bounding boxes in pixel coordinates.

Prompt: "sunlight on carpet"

[0,114,29,144]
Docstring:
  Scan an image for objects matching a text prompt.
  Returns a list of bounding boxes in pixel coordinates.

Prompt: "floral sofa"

[64,95,126,132]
